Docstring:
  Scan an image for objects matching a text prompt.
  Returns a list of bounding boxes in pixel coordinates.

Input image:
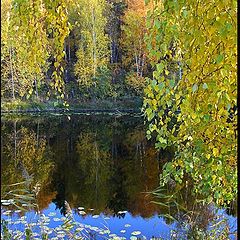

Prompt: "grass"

[1,97,142,113]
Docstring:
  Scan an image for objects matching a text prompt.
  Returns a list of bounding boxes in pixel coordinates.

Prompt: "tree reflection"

[75,132,112,210]
[152,179,237,238]
[1,121,54,210]
[1,115,236,234]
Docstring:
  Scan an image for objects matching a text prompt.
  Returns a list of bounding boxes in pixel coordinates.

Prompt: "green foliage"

[143,0,237,206]
[45,0,70,97]
[91,66,113,99]
[125,71,147,95]
[121,4,147,80]
[74,0,109,89]
[1,0,70,100]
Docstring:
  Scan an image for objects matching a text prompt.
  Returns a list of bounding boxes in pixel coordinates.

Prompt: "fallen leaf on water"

[131,231,141,236]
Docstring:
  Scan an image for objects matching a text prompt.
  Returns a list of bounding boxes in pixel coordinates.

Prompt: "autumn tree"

[1,0,70,100]
[74,0,109,90]
[106,0,125,65]
[1,0,50,100]
[121,0,148,94]
[143,0,237,206]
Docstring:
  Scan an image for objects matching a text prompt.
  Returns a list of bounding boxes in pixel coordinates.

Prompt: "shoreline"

[1,108,141,114]
[1,98,142,115]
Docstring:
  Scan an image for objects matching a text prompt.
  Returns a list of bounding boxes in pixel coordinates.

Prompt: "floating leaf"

[131,231,141,236]
[48,212,56,216]
[118,210,127,214]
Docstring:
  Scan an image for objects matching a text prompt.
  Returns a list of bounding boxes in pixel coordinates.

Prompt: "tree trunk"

[68,36,71,62]
[110,38,113,64]
[9,47,15,100]
[140,54,145,77]
[134,48,139,76]
[91,7,97,78]
[34,79,39,99]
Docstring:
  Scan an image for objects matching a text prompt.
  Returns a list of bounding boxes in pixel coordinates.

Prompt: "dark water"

[1,113,237,239]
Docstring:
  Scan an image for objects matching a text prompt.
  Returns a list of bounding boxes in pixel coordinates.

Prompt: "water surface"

[1,113,237,239]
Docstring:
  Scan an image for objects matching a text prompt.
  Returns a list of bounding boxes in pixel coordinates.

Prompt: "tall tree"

[74,0,109,89]
[121,0,148,94]
[1,0,70,100]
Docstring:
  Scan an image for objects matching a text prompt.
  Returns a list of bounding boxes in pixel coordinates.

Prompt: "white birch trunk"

[9,47,15,100]
[91,7,97,78]
[134,47,139,76]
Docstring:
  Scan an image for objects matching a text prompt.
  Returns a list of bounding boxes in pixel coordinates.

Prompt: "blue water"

[2,202,237,239]
[2,203,175,239]
[1,114,237,239]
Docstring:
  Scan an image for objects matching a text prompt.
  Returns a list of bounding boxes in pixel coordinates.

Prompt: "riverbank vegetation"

[1,0,151,107]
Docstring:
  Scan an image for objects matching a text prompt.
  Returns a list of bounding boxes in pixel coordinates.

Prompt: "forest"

[1,0,237,239]
[1,0,151,108]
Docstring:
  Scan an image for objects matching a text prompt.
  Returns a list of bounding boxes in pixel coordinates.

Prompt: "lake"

[1,113,237,239]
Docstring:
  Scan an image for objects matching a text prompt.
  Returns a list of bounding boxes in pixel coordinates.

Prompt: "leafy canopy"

[143,0,237,206]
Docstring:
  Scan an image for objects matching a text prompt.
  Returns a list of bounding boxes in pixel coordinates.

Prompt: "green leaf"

[216,54,224,64]
[182,9,188,18]
[159,137,167,144]
[151,79,157,87]
[154,19,161,29]
[156,63,164,73]
[169,79,175,88]
[213,148,219,157]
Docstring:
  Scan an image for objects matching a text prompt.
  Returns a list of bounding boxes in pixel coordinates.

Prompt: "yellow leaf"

[213,148,219,157]
[192,113,197,119]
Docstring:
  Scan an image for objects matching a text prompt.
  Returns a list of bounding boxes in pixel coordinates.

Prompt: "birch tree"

[121,0,148,94]
[143,0,237,206]
[74,0,109,88]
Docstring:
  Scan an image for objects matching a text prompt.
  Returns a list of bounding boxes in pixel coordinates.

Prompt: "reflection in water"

[1,114,237,238]
[2,115,164,218]
[2,120,54,195]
